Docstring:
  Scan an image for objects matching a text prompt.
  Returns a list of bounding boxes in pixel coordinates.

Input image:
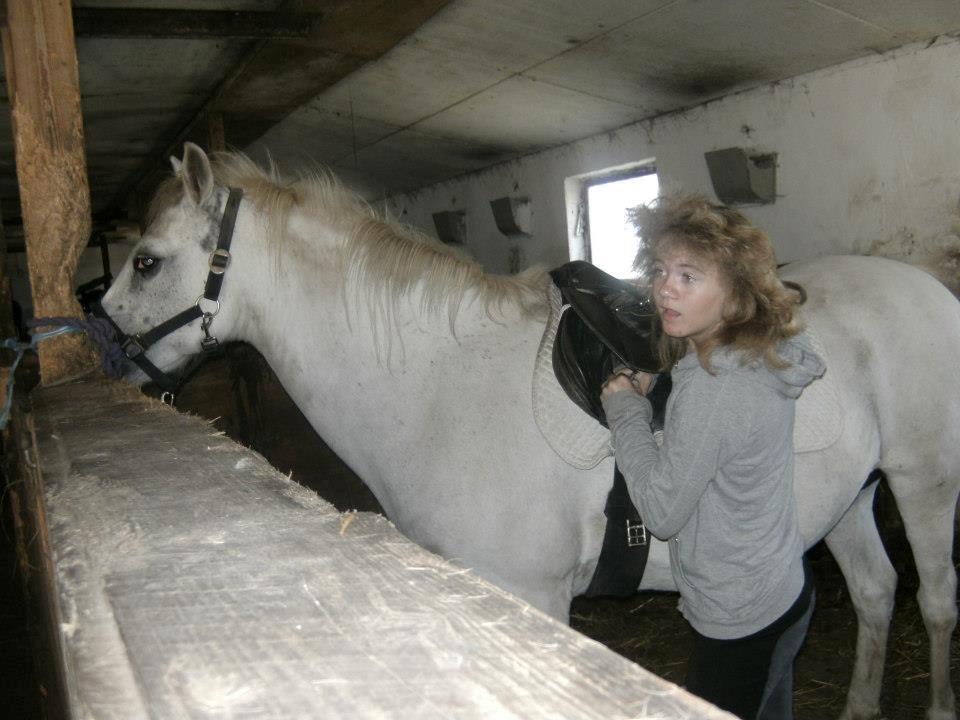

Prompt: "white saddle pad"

[531,287,842,468]
[793,326,843,454]
[531,284,613,469]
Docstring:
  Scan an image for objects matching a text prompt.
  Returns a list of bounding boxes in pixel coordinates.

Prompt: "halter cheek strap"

[90,187,243,399]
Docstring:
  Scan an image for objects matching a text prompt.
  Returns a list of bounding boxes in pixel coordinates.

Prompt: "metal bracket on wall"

[704,147,777,205]
[489,196,531,237]
[432,210,466,245]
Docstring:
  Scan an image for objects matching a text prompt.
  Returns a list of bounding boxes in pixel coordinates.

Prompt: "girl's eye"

[133,255,160,275]
[682,273,697,283]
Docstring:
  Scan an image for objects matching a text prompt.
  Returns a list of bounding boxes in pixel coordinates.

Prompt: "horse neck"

[235,244,499,364]
[226,213,535,506]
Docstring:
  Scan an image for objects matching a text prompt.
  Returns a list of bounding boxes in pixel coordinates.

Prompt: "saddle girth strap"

[583,372,672,598]
[583,466,650,598]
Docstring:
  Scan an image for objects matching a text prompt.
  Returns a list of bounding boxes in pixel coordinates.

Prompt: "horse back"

[782,255,960,466]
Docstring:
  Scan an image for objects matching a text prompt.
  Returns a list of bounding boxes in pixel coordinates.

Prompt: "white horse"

[100,143,960,720]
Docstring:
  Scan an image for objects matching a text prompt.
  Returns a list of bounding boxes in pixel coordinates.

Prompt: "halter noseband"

[91,187,243,403]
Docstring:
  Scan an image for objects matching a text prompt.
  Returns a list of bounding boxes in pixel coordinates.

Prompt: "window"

[584,169,659,278]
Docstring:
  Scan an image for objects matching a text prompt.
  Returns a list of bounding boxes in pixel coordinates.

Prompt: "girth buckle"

[626,519,648,547]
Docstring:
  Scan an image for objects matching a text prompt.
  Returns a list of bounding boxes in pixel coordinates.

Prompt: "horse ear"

[179,142,215,207]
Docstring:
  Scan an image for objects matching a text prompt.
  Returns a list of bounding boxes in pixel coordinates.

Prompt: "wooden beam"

[71,8,322,41]
[206,112,226,153]
[2,0,97,384]
[0,207,15,339]
[0,205,15,413]
[220,0,456,132]
[117,0,453,217]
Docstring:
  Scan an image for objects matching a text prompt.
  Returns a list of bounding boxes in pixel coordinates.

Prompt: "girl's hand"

[601,370,656,401]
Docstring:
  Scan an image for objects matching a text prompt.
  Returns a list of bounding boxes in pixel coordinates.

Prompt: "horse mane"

[149,152,549,327]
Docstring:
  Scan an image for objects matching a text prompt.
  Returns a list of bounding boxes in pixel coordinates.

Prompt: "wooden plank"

[72,8,322,40]
[23,378,735,719]
[10,408,73,719]
[1,0,97,383]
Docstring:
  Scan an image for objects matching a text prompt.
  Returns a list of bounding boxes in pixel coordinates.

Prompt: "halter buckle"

[121,335,146,359]
[209,248,231,275]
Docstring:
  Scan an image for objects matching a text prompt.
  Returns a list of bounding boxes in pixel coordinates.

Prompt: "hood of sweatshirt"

[680,332,826,398]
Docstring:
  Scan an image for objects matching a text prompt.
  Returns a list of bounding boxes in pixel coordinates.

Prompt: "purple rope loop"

[28,315,126,379]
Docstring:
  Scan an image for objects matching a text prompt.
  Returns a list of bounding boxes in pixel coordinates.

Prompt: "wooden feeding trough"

[11,377,734,718]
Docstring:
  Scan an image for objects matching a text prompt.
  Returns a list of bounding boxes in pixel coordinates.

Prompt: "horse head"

[99,142,244,389]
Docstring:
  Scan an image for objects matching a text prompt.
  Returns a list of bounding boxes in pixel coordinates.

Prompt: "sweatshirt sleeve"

[602,372,746,539]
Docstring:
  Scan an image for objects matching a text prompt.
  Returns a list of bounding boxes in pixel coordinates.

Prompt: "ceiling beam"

[113,0,454,221]
[72,8,323,41]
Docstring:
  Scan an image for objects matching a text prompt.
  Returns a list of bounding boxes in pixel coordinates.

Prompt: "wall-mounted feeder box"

[704,147,777,205]
[489,196,531,237]
[432,210,467,245]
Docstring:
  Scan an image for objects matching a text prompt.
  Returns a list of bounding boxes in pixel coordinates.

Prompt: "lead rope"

[0,315,127,430]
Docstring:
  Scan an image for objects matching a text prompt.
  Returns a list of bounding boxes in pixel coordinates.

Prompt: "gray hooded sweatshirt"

[602,333,825,640]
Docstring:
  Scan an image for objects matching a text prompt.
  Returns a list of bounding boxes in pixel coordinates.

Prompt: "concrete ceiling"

[2,0,960,241]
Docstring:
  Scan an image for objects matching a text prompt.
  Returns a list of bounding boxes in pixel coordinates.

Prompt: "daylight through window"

[587,171,659,279]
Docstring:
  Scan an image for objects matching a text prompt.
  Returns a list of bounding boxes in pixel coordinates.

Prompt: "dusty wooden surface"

[1,0,97,383]
[23,378,734,719]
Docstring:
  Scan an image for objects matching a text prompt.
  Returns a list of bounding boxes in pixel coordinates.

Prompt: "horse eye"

[133,255,160,275]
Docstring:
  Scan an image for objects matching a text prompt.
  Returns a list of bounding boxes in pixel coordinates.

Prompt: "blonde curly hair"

[629,193,804,372]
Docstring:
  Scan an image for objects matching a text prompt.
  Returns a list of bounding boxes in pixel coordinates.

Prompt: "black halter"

[91,187,243,403]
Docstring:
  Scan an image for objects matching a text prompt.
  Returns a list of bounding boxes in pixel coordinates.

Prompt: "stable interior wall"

[386,35,960,274]
[7,243,131,320]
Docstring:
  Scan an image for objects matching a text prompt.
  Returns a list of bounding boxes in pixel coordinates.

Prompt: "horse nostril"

[141,316,151,326]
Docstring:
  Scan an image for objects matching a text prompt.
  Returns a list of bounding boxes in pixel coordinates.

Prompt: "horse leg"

[884,468,958,720]
[824,482,896,720]
[494,572,575,623]
[530,583,574,623]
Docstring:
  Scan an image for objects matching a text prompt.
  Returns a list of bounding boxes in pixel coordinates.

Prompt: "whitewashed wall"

[385,36,960,274]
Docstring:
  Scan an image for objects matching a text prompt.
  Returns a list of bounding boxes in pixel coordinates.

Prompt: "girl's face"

[650,244,729,349]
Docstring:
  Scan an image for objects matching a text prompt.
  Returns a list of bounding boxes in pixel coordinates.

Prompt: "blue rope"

[28,316,125,379]
[0,315,125,431]
[0,326,80,430]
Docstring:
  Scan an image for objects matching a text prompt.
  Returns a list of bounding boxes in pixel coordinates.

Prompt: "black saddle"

[549,261,668,427]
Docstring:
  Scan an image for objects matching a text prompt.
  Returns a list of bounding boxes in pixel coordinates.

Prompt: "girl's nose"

[658,279,675,299]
